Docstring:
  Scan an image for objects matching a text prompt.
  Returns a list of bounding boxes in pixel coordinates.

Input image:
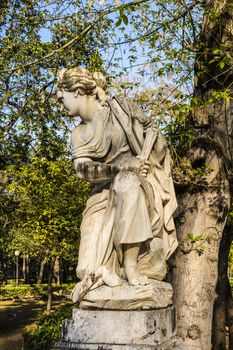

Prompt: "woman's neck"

[80,97,105,124]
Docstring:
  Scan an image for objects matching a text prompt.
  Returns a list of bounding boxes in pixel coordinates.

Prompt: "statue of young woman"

[57,67,178,303]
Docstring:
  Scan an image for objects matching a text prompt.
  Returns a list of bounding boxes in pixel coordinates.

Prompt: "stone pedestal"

[79,280,173,310]
[52,307,177,350]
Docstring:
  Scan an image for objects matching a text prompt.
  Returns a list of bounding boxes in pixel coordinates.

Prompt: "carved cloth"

[72,96,178,285]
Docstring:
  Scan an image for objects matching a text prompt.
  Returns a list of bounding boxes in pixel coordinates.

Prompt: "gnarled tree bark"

[172,1,233,348]
[173,149,230,349]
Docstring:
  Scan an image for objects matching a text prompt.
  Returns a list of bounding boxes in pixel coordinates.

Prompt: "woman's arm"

[74,158,120,183]
[73,157,151,183]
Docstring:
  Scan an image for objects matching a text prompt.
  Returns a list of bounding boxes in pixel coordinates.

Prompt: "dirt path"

[0,299,47,350]
[0,299,68,350]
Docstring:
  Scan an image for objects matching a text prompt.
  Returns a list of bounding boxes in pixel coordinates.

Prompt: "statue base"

[52,307,178,350]
[78,280,173,310]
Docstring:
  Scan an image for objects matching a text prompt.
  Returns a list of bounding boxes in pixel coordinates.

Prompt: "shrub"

[5,279,25,285]
[0,285,34,300]
[230,278,233,292]
[23,304,73,350]
[0,283,75,300]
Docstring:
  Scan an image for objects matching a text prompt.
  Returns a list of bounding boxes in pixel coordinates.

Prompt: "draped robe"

[72,96,178,287]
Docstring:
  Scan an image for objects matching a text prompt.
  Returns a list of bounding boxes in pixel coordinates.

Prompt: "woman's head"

[57,67,107,103]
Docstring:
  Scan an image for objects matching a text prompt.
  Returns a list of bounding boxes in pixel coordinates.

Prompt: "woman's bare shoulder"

[71,123,86,146]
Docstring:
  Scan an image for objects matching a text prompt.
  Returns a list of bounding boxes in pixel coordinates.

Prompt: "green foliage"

[230,278,233,291]
[228,238,233,271]
[4,157,90,279]
[228,205,233,224]
[187,232,211,256]
[5,278,25,286]
[0,0,105,282]
[0,0,109,166]
[116,8,128,26]
[23,304,73,350]
[187,232,201,242]
[0,283,75,300]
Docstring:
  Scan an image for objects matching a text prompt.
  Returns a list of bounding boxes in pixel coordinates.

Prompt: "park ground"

[0,299,69,350]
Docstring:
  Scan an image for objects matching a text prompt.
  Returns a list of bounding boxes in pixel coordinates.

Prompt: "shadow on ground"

[0,298,70,350]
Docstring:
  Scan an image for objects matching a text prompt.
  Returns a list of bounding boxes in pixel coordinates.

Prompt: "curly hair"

[57,67,107,102]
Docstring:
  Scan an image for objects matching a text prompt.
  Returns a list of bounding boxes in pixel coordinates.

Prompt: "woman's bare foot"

[125,265,150,286]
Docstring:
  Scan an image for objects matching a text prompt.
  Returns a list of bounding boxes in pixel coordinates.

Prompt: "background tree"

[171,1,232,349]
[0,0,108,284]
[7,157,89,282]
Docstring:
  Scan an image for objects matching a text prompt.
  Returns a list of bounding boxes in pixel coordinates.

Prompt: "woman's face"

[57,89,81,117]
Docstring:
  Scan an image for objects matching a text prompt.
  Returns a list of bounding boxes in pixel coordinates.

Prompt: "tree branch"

[1,114,21,138]
[1,0,151,73]
[101,0,199,48]
[1,99,27,138]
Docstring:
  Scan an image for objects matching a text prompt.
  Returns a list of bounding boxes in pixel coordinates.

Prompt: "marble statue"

[56,67,178,308]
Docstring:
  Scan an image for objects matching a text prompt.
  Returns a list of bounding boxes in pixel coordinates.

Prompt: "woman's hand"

[139,159,151,177]
[121,157,151,177]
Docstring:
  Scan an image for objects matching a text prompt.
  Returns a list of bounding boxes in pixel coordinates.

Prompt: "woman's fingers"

[141,169,148,177]
[144,160,151,166]
[143,164,150,170]
[137,159,152,176]
[143,160,151,170]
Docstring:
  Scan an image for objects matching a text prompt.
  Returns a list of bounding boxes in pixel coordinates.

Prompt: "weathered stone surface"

[52,344,162,350]
[52,339,180,350]
[57,68,178,305]
[79,280,173,310]
[58,307,176,346]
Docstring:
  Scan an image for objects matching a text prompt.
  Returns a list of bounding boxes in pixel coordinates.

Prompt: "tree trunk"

[37,253,48,284]
[173,156,230,349]
[23,253,30,283]
[53,256,60,284]
[47,256,55,314]
[212,225,233,349]
[172,1,233,348]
